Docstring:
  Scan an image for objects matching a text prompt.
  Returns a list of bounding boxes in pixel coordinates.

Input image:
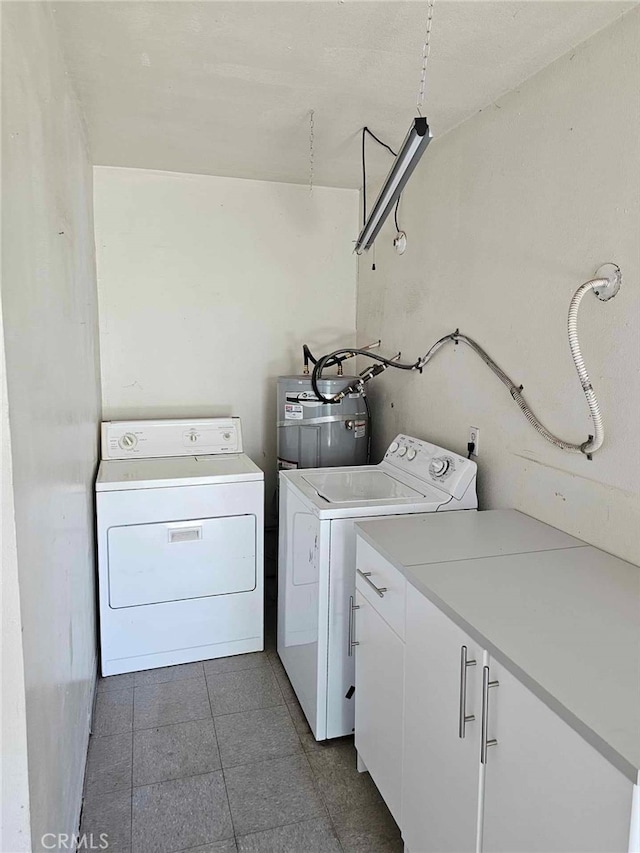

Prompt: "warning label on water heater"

[284,403,303,420]
[354,421,366,439]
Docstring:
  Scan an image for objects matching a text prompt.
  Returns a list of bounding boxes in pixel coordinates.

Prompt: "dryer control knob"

[407,449,417,461]
[388,442,399,454]
[119,433,137,450]
[397,446,407,457]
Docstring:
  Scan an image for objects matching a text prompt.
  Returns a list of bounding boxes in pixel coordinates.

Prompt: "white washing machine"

[277,434,477,740]
[97,418,264,675]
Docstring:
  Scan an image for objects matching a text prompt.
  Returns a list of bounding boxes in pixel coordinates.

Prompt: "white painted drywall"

[1,4,102,849]
[94,166,358,511]
[357,9,640,564]
[1,305,31,853]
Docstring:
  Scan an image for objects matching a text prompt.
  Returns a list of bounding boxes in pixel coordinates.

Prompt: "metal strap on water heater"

[277,413,368,428]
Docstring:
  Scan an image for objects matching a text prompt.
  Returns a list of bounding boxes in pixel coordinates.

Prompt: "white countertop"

[355,510,640,782]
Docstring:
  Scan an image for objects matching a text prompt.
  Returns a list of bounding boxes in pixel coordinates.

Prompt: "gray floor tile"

[93,687,134,737]
[215,706,302,768]
[133,719,220,785]
[237,817,342,853]
[268,658,298,703]
[134,678,211,730]
[206,668,284,716]
[132,772,233,853]
[85,640,403,853]
[98,672,136,692]
[81,788,132,851]
[299,730,323,753]
[267,653,285,672]
[286,701,312,736]
[134,662,204,687]
[307,740,385,814]
[177,842,237,853]
[85,732,132,794]
[300,731,355,754]
[287,701,351,753]
[331,802,403,853]
[203,652,270,677]
[225,754,326,836]
[177,842,238,853]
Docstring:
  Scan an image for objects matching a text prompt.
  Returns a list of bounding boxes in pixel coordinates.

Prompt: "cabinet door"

[481,656,633,853]
[403,585,483,853]
[354,589,404,825]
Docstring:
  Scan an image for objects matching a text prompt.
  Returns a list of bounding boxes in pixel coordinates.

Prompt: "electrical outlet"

[468,426,480,457]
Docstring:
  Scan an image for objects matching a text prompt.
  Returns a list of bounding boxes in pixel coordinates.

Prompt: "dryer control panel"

[102,418,243,460]
[383,434,476,501]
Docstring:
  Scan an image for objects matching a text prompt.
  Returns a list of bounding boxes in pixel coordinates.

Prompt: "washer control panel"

[102,418,243,460]
[383,434,476,499]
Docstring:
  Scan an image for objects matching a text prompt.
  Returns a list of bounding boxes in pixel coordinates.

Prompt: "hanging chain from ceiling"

[309,109,315,194]
[416,0,435,115]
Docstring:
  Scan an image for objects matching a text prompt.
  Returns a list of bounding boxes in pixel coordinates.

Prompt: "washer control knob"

[397,446,407,457]
[430,457,451,477]
[388,442,399,454]
[223,432,232,441]
[119,433,137,450]
[189,433,198,443]
[407,448,417,461]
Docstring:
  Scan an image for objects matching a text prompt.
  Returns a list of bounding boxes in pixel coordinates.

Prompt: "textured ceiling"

[53,1,635,188]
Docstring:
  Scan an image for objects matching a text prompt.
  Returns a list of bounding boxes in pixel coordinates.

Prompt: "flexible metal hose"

[311,348,419,403]
[312,276,616,457]
[419,277,612,456]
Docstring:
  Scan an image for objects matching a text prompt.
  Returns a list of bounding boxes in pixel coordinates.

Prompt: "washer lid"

[301,469,427,503]
[96,453,263,491]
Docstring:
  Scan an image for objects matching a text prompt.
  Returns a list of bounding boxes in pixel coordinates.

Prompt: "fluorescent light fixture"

[355,117,432,253]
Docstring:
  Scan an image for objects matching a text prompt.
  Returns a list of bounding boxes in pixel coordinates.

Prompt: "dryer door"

[107,514,256,608]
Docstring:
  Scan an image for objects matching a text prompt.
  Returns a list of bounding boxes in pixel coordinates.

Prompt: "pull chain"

[309,109,315,195]
[416,0,435,115]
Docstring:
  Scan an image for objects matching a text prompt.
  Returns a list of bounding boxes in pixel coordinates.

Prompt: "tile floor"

[82,647,403,853]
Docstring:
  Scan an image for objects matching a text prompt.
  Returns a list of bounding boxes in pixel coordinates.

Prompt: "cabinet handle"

[356,569,388,598]
[348,595,360,656]
[458,645,477,739]
[480,665,499,764]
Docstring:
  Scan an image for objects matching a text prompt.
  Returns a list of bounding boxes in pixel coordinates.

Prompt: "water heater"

[277,375,370,470]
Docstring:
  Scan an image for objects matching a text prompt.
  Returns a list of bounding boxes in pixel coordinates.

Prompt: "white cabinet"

[354,541,406,826]
[402,584,634,853]
[356,539,407,639]
[481,656,633,853]
[403,587,482,853]
[354,589,405,824]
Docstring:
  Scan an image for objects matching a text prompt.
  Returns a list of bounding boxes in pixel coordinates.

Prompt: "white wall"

[357,9,639,565]
[1,306,31,852]
[1,4,102,849]
[94,167,358,510]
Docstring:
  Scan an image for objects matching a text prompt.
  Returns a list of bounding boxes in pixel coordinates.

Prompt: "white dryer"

[97,418,264,675]
[277,434,476,740]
